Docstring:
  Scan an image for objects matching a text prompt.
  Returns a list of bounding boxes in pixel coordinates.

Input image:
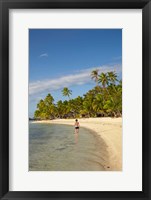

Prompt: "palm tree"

[56,100,63,118]
[91,69,99,86]
[44,93,54,106]
[92,94,104,115]
[34,110,40,119]
[37,99,45,112]
[119,80,122,87]
[107,71,118,84]
[34,74,122,119]
[98,72,109,88]
[82,100,92,117]
[62,87,72,100]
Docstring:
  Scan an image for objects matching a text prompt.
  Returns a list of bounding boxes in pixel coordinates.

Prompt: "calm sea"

[29,123,108,171]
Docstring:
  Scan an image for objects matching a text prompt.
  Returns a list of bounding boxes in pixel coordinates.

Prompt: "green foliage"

[98,72,110,88]
[62,87,72,99]
[91,69,99,86]
[34,71,122,119]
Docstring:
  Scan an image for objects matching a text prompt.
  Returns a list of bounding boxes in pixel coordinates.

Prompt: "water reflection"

[74,132,79,144]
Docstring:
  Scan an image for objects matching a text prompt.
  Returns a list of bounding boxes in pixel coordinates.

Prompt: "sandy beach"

[32,117,122,171]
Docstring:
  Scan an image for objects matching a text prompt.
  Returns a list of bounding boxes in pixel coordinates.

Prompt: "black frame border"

[0,0,150,199]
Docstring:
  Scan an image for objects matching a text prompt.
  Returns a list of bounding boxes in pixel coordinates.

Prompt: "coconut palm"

[82,100,92,117]
[92,94,104,114]
[34,110,40,118]
[62,87,72,100]
[44,93,54,106]
[37,99,45,112]
[34,71,122,119]
[56,100,64,118]
[91,69,99,86]
[98,72,109,88]
[107,71,118,84]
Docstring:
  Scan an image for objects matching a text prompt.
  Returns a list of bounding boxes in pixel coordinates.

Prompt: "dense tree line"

[34,70,122,119]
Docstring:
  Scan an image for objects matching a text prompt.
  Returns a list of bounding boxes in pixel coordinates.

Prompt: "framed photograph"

[0,0,150,199]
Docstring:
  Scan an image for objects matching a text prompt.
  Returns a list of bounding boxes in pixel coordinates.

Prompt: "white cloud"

[39,53,48,57]
[29,64,121,96]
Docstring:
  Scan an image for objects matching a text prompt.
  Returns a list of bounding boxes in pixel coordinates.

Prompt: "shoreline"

[32,117,122,171]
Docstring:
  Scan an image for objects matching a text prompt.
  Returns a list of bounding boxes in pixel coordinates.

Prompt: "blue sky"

[29,29,122,117]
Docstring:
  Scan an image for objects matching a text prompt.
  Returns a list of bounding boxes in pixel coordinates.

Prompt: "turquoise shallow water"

[29,123,108,171]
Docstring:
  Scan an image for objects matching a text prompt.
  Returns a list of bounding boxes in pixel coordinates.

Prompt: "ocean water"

[29,123,108,171]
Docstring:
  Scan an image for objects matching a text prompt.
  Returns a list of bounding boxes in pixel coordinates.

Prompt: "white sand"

[32,117,122,171]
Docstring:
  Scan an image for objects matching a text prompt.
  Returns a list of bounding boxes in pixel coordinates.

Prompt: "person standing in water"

[74,119,80,134]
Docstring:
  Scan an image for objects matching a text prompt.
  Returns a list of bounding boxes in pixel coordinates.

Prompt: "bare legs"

[75,128,79,134]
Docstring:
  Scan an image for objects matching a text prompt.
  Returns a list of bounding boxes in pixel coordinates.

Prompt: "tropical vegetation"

[34,70,122,119]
